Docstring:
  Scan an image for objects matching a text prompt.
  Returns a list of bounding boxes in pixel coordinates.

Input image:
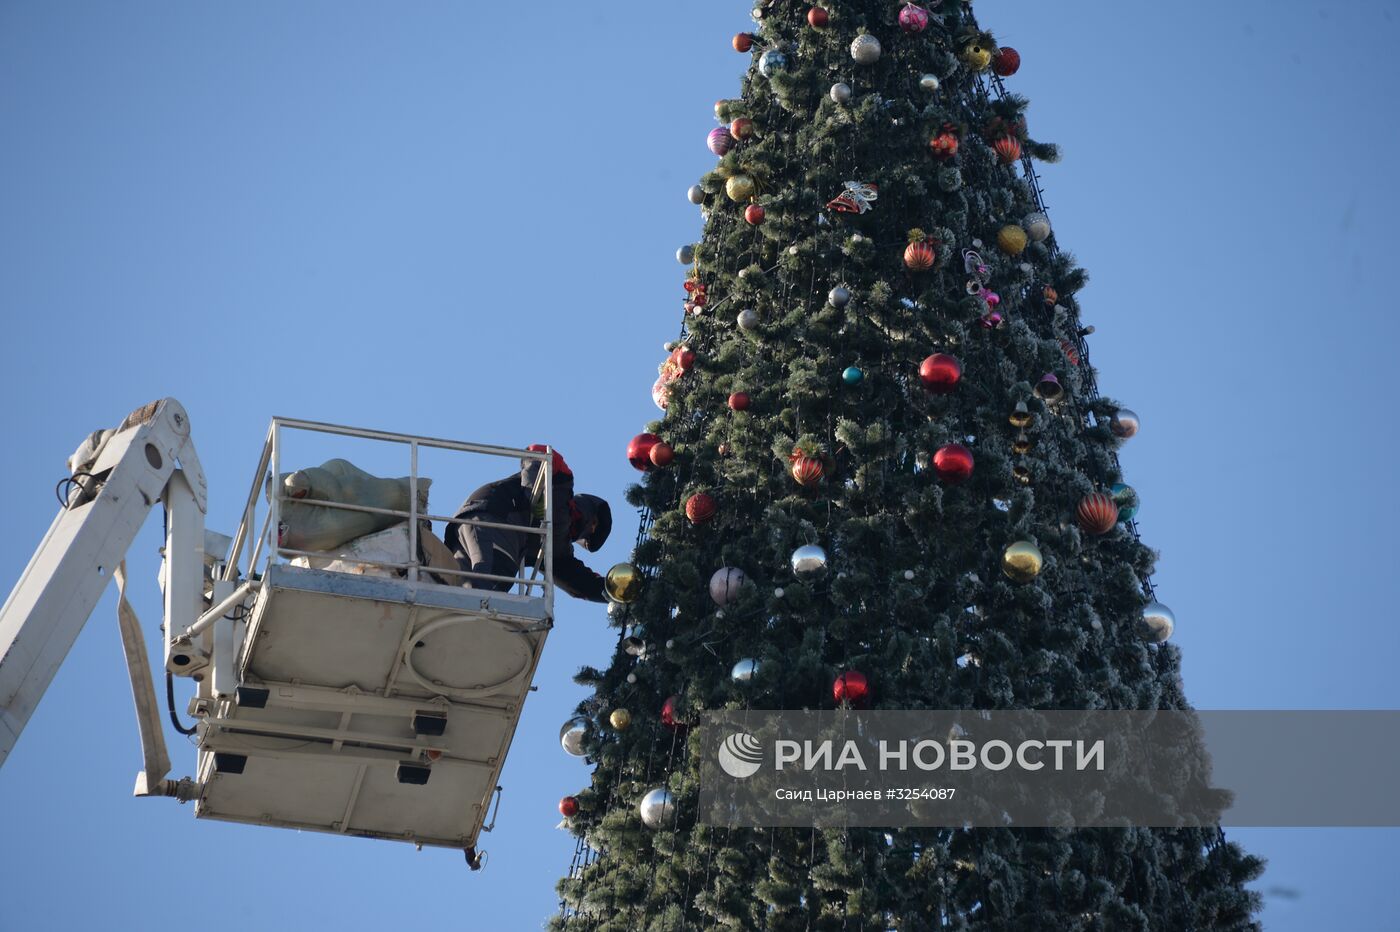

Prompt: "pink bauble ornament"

[898,3,929,33]
[707,127,734,156]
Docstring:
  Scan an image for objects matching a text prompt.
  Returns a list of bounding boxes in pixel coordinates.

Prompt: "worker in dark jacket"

[444,446,611,602]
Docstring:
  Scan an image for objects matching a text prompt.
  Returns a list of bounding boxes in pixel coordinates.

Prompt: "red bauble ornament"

[993,135,1022,165]
[929,131,959,160]
[627,433,661,471]
[661,695,685,732]
[745,204,766,225]
[932,443,974,484]
[677,348,696,371]
[733,33,753,52]
[559,796,580,818]
[1076,492,1119,535]
[904,240,936,271]
[833,670,870,708]
[728,391,751,411]
[898,3,929,33]
[649,441,675,468]
[992,46,1021,77]
[685,492,717,525]
[807,7,829,27]
[791,455,825,487]
[729,117,754,141]
[918,353,962,394]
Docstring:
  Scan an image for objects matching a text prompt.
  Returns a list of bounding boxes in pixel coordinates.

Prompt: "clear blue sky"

[1,2,1396,929]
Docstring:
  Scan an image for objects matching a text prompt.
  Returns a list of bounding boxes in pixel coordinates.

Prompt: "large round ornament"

[1110,483,1140,522]
[1139,602,1175,643]
[850,34,882,65]
[609,709,632,731]
[992,46,1021,76]
[833,670,871,708]
[1001,541,1043,583]
[997,224,1028,256]
[685,491,717,525]
[759,49,788,76]
[1023,211,1051,242]
[842,366,864,385]
[627,433,661,470]
[904,239,936,271]
[919,353,962,394]
[732,658,761,682]
[791,544,829,578]
[744,204,766,225]
[791,454,824,487]
[961,41,993,71]
[737,308,759,330]
[1110,408,1140,440]
[710,566,747,606]
[605,563,643,603]
[830,82,852,104]
[1076,492,1119,535]
[559,795,580,817]
[649,441,675,467]
[729,117,755,141]
[919,73,940,93]
[733,33,753,53]
[898,3,929,33]
[727,391,751,411]
[707,127,734,156]
[639,787,675,829]
[560,717,588,756]
[993,135,1022,165]
[676,244,695,264]
[725,174,757,202]
[828,285,851,308]
[932,443,974,484]
[661,694,684,732]
[807,7,829,28]
[687,184,705,205]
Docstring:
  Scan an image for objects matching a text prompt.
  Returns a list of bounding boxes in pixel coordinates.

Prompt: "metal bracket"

[482,784,504,833]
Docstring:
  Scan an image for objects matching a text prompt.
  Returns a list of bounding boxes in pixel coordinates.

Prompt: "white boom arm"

[0,398,207,770]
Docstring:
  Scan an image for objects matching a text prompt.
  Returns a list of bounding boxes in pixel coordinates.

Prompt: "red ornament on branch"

[992,46,1021,76]
[745,204,766,225]
[929,130,959,161]
[918,353,962,394]
[807,7,829,28]
[627,433,661,471]
[733,33,753,52]
[728,391,751,411]
[791,454,825,488]
[833,670,870,708]
[649,441,675,468]
[1076,492,1119,535]
[729,117,754,141]
[685,492,717,525]
[898,3,929,33]
[559,796,580,818]
[904,230,936,271]
[932,443,974,484]
[993,135,1022,165]
[661,695,685,732]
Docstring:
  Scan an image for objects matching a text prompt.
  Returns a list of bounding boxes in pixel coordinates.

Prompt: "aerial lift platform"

[0,399,559,865]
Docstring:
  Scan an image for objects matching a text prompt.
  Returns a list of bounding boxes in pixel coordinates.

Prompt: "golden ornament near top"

[609,709,632,731]
[1001,540,1043,583]
[961,42,993,71]
[725,174,757,202]
[605,562,644,603]
[997,224,1028,256]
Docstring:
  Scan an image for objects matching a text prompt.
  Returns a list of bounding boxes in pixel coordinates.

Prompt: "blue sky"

[1,2,1397,929]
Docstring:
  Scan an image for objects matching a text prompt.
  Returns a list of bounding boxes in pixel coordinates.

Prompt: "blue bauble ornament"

[842,366,864,385]
[758,49,788,77]
[1110,482,1140,522]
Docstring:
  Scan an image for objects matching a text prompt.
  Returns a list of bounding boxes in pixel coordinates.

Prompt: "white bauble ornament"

[850,34,882,65]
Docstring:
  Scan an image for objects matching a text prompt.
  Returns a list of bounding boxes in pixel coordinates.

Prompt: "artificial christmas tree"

[553,2,1262,928]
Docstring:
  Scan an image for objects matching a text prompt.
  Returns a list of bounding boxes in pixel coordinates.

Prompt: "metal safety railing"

[222,417,557,618]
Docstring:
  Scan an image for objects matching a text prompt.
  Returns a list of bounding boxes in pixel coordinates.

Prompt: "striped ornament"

[1077,492,1120,535]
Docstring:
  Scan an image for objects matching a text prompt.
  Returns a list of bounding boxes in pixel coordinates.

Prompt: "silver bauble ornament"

[731,658,761,682]
[1139,602,1175,642]
[850,34,882,65]
[759,49,788,77]
[639,787,675,829]
[1110,408,1140,440]
[830,82,852,104]
[1023,211,1051,243]
[737,308,760,330]
[828,285,851,308]
[676,244,695,265]
[919,73,940,92]
[560,717,588,757]
[790,544,829,578]
[710,566,747,606]
[687,184,704,205]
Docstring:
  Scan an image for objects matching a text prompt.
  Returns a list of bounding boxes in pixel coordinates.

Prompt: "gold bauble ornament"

[997,224,1028,256]
[605,563,643,603]
[725,174,757,202]
[1001,540,1043,583]
[961,42,993,71]
[609,709,632,731]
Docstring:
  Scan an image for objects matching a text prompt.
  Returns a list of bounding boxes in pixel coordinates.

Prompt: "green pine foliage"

[553,2,1262,928]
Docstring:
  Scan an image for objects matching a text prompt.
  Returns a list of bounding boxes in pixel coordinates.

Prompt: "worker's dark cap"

[574,494,611,552]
